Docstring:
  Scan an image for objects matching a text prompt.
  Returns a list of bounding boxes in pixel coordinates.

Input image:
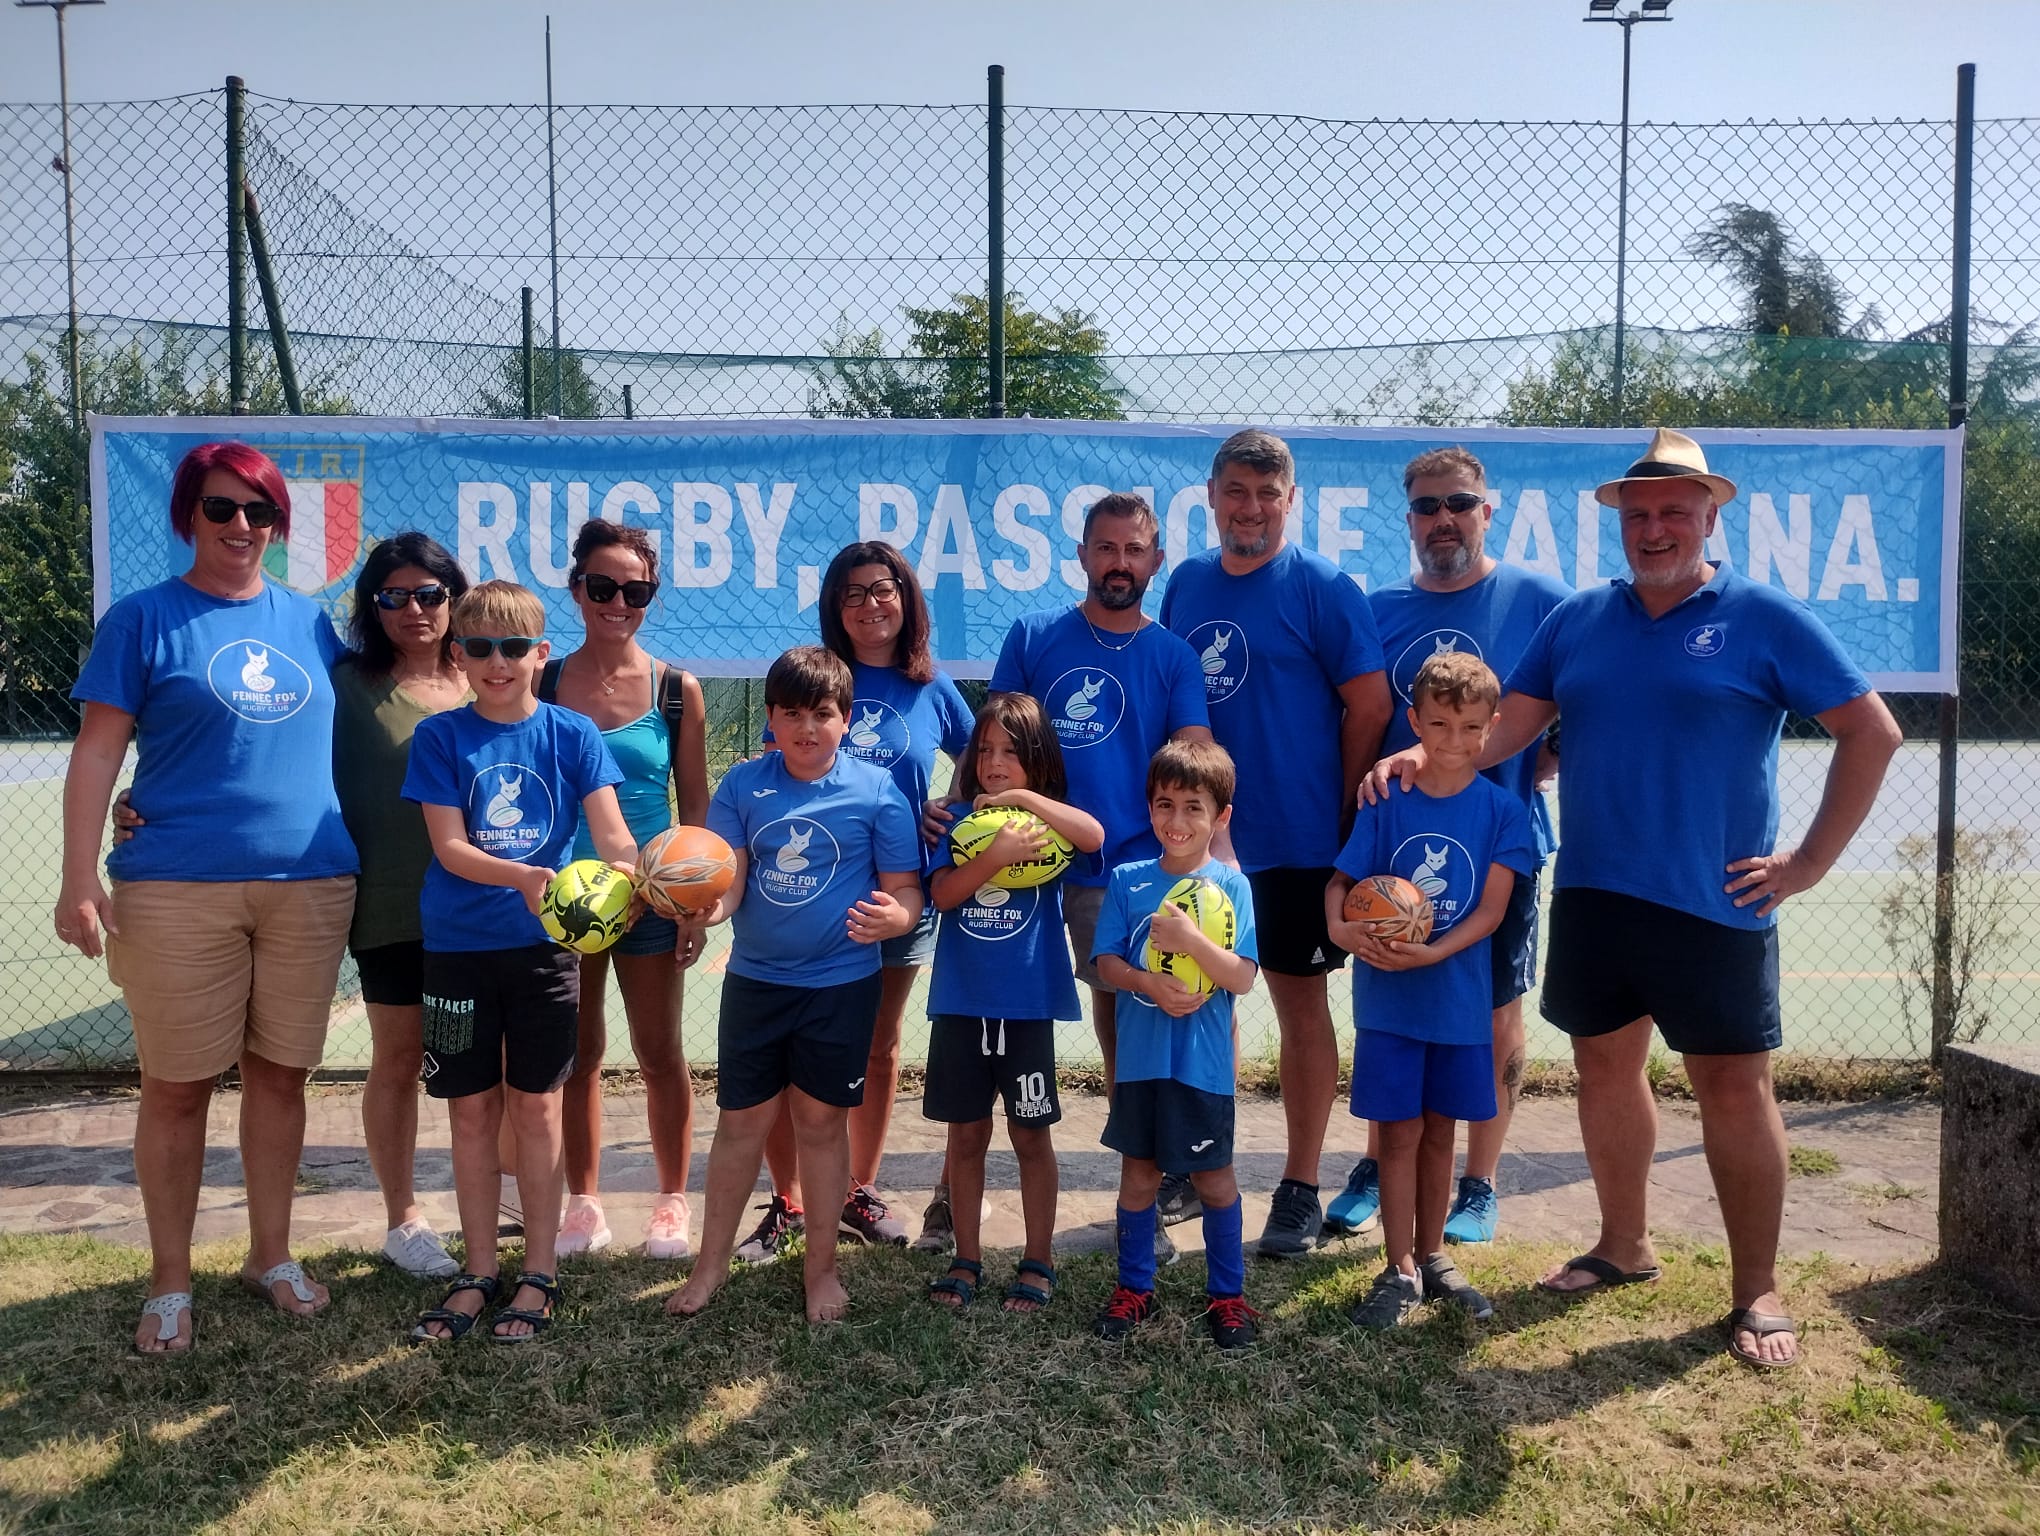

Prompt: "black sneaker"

[1350,1266,1423,1330]
[839,1184,909,1246]
[1204,1293,1261,1351]
[1419,1252,1495,1321]
[1255,1178,1324,1259]
[1093,1285,1157,1340]
[733,1195,804,1265]
[1156,1171,1203,1227]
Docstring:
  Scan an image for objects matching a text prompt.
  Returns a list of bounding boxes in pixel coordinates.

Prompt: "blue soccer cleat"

[1324,1157,1380,1236]
[1442,1175,1499,1244]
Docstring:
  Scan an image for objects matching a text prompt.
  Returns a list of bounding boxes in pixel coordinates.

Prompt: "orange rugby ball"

[635,825,737,919]
[1342,874,1435,944]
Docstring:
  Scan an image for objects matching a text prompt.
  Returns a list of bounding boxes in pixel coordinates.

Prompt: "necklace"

[1083,609,1145,652]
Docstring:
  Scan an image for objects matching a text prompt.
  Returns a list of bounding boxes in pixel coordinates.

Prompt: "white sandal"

[240,1259,323,1315]
[136,1291,193,1355]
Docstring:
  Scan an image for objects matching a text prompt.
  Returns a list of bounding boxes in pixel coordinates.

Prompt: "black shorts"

[923,1015,1061,1126]
[717,970,883,1111]
[1245,866,1347,977]
[353,939,425,1008]
[1489,868,1541,1009]
[1540,887,1782,1056]
[1102,1078,1235,1172]
[420,944,580,1100]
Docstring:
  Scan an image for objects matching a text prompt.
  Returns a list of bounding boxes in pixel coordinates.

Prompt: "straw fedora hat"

[1593,427,1737,508]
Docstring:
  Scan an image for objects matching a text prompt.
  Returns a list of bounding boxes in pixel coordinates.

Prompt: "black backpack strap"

[536,657,564,705]
[657,660,688,796]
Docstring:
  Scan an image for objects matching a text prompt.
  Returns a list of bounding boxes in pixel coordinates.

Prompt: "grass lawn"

[1,1233,2035,1534]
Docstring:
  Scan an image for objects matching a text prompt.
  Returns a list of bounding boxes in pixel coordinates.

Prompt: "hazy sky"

[1,0,2030,120]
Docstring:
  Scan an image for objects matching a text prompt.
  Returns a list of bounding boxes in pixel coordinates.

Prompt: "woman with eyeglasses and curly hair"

[56,440,358,1356]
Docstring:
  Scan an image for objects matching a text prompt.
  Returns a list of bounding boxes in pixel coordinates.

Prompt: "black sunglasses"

[1408,492,1488,518]
[576,573,658,608]
[198,495,283,529]
[455,636,541,660]
[373,583,451,610]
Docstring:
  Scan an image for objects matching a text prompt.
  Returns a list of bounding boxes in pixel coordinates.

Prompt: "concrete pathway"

[0,1084,1939,1266]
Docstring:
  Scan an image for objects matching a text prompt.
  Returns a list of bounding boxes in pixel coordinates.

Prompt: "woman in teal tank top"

[548,522,709,1261]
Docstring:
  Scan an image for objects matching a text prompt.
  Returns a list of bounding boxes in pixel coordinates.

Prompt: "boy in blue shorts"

[665,645,923,1324]
[1326,650,1535,1329]
[402,580,637,1343]
[1091,740,1261,1349]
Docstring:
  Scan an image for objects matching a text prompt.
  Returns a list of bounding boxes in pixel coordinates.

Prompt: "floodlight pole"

[18,0,104,436]
[1585,3,1671,425]
[545,14,563,417]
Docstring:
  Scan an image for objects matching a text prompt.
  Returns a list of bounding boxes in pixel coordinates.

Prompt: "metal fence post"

[243,183,302,413]
[225,75,248,414]
[521,285,536,419]
[986,63,1006,419]
[1930,62,1976,1067]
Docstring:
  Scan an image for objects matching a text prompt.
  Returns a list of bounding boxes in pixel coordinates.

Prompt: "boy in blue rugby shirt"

[665,646,923,1324]
[1091,740,1261,1349]
[1327,650,1535,1329]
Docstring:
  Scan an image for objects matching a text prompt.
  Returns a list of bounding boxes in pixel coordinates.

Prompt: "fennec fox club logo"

[1046,667,1126,748]
[755,817,840,907]
[1391,629,1483,706]
[467,764,555,860]
[958,880,1038,942]
[207,638,311,722]
[1184,621,1249,703]
[1412,843,1451,899]
[1684,623,1727,658]
[840,698,908,767]
[1391,833,1476,930]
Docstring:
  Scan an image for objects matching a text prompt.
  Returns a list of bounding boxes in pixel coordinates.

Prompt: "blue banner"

[91,418,1960,690]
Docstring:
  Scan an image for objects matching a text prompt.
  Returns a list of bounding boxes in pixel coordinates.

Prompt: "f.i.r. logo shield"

[264,444,365,595]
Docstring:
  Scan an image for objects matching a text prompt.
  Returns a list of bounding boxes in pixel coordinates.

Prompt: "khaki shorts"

[1062,881,1106,991]
[108,877,356,1082]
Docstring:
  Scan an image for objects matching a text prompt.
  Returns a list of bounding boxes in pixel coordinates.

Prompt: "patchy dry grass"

[1790,1145,1843,1178]
[0,1233,2034,1535]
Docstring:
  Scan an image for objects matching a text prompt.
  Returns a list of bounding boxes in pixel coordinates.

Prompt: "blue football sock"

[1116,1203,1158,1293]
[1203,1196,1245,1297]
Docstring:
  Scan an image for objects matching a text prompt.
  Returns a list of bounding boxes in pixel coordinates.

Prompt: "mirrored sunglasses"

[198,495,283,529]
[373,583,451,610]
[1407,492,1487,518]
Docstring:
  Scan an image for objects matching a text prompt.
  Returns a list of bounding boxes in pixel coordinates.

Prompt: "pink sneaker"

[644,1194,692,1260]
[555,1197,613,1256]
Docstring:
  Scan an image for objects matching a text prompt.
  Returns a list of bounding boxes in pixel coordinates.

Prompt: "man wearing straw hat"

[1365,428,1901,1368]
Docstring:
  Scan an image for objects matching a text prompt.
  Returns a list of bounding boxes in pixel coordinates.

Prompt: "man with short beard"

[1160,429,1393,1259]
[1324,446,1571,1249]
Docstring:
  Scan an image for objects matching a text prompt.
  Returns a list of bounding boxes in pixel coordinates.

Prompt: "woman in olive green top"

[332,534,470,1276]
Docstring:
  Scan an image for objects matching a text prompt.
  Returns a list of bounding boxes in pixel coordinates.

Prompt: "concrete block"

[1940,1042,2040,1315]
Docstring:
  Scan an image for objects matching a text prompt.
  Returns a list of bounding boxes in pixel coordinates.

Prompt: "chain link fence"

[2,84,2036,1073]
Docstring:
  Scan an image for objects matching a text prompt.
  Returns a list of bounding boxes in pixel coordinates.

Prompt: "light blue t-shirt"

[707,750,922,987]
[991,608,1210,885]
[403,702,622,952]
[1336,776,1537,1046]
[71,577,357,883]
[927,828,1081,1021]
[1160,544,1385,872]
[1370,562,1572,863]
[1092,857,1259,1098]
[1506,567,1871,930]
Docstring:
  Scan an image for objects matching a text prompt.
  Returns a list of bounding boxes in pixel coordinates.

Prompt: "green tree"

[1687,203,1860,339]
[808,292,1125,420]
[477,347,610,419]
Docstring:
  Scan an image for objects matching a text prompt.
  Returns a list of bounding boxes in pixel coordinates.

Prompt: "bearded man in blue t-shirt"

[1367,429,1902,1370]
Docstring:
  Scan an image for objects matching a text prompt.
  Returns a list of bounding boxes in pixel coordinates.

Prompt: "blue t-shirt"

[1091,857,1259,1098]
[926,828,1081,1021]
[1335,776,1537,1046]
[402,702,623,952]
[1370,562,1572,863]
[71,577,357,883]
[1160,544,1385,872]
[1506,567,1871,930]
[707,750,922,987]
[991,608,1210,885]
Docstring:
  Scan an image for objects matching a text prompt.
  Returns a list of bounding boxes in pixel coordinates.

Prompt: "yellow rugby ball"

[1142,876,1236,997]
[539,859,633,953]
[949,805,1075,890]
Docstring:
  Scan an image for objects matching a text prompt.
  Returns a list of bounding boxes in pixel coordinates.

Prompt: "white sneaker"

[382,1218,460,1279]
[644,1193,692,1260]
[555,1196,613,1256]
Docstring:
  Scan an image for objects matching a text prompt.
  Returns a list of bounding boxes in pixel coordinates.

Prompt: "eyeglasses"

[575,573,658,608]
[1407,492,1488,518]
[198,495,283,529]
[842,577,903,607]
[373,583,451,610]
[454,636,541,660]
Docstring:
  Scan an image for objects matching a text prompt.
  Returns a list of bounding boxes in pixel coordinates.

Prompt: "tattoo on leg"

[1501,1051,1526,1108]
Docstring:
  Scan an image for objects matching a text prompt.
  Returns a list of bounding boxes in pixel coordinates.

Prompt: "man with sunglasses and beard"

[1323,447,1570,1252]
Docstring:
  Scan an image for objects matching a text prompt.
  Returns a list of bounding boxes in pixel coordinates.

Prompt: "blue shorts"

[611,909,680,958]
[1350,1029,1497,1124]
[1102,1078,1234,1172]
[1489,867,1541,1008]
[881,901,937,968]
